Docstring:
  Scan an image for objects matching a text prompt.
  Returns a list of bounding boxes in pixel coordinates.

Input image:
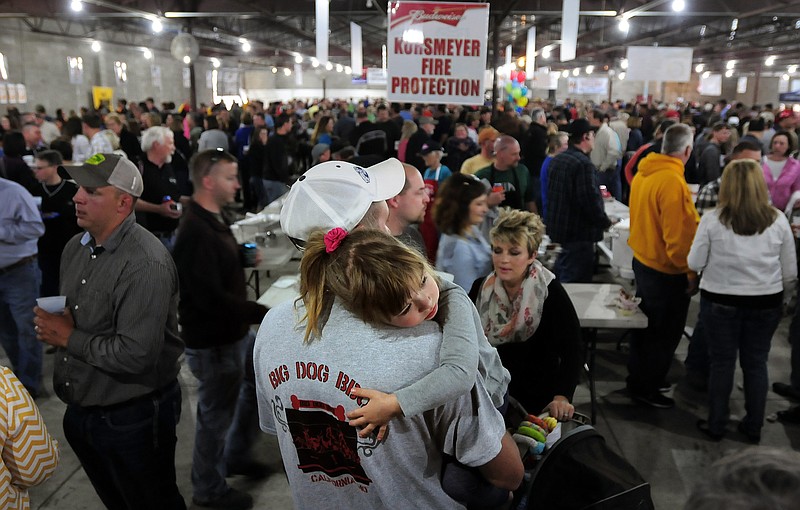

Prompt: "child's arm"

[347,282,480,436]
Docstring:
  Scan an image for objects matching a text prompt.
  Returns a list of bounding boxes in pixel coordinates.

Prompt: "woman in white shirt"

[688,159,797,443]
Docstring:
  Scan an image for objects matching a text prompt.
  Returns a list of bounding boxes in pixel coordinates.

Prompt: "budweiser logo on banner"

[390,3,485,29]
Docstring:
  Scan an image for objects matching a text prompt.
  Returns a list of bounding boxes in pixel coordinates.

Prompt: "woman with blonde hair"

[310,114,334,145]
[689,159,797,443]
[397,120,417,162]
[469,208,582,417]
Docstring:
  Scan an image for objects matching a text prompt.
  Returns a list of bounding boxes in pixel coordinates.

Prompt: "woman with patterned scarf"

[468,208,583,419]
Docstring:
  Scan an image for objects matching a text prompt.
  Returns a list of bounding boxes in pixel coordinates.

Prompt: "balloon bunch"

[504,70,529,112]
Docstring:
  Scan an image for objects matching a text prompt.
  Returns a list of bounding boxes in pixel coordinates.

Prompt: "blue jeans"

[596,163,622,201]
[0,258,42,395]
[262,179,289,209]
[185,332,258,500]
[627,258,691,396]
[685,313,710,378]
[554,241,595,283]
[787,303,800,390]
[63,380,186,510]
[701,298,781,435]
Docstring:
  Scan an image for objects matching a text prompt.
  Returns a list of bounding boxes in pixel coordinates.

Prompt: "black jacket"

[172,201,268,348]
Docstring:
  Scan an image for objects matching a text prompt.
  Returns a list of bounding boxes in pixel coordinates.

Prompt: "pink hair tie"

[324,227,348,253]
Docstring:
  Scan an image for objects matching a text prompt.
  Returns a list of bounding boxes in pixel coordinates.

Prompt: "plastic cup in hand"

[37,296,66,314]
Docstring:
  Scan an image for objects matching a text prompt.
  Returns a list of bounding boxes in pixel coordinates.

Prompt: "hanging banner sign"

[387,1,489,105]
[567,77,608,95]
[16,83,27,104]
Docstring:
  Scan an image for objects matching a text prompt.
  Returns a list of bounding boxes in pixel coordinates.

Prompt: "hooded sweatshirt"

[628,153,699,274]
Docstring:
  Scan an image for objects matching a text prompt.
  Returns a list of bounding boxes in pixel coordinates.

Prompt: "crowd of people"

[2,92,800,508]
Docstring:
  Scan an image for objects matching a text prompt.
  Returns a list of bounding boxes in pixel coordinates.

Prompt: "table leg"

[583,327,598,425]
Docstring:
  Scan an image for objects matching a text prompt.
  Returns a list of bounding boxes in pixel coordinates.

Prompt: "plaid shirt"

[695,178,720,211]
[545,147,612,243]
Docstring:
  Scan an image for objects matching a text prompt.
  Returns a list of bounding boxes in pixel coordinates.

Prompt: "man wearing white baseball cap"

[33,153,186,509]
[280,157,406,247]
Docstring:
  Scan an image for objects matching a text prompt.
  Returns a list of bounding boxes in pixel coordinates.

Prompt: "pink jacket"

[763,157,800,210]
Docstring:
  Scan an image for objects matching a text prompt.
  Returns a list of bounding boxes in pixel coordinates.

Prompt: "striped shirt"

[0,366,59,509]
[54,213,184,406]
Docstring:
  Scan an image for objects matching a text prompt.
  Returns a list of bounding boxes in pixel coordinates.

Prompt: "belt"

[0,254,37,275]
[84,379,180,412]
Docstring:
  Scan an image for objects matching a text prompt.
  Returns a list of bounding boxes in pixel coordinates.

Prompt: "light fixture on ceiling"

[789,65,798,74]
[695,63,704,73]
[731,18,738,31]
[618,18,630,33]
[621,58,628,69]
[561,70,569,78]
[572,68,579,76]
[210,57,221,68]
[366,0,373,7]
[672,0,685,12]
[311,57,319,68]
[143,48,152,59]
[725,69,733,78]
[295,55,303,64]
[517,56,526,68]
[91,41,101,52]
[766,56,776,66]
[345,65,352,74]
[702,71,710,79]
[284,68,291,76]
[336,63,343,72]
[71,0,82,12]
[241,39,251,52]
[183,55,191,64]
[542,48,551,59]
[271,67,277,74]
[618,72,626,80]
[152,18,163,33]
[586,65,594,74]
[726,60,735,70]
[783,73,791,81]
[0,53,7,80]
[325,61,333,71]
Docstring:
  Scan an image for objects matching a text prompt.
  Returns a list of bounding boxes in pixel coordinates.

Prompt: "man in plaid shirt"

[545,119,613,282]
[694,140,763,212]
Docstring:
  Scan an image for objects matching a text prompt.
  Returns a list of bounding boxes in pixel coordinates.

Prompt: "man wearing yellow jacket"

[627,123,700,409]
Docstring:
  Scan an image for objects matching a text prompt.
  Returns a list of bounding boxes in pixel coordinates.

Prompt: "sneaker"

[631,392,674,409]
[773,382,800,401]
[227,460,271,479]
[193,488,253,510]
[737,422,760,444]
[696,420,724,441]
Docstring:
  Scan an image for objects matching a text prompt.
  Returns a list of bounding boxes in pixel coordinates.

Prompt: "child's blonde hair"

[299,228,436,342]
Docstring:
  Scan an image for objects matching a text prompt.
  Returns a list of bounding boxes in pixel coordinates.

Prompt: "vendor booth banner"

[568,77,608,95]
[387,1,489,105]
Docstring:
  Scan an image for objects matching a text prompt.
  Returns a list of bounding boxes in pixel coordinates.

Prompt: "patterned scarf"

[477,259,554,345]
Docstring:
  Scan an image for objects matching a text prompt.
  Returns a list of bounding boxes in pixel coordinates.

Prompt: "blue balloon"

[512,79,519,87]
[521,86,529,96]
[507,94,514,102]
[516,106,523,113]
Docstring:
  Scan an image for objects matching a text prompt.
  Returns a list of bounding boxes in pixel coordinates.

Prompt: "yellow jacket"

[628,153,699,274]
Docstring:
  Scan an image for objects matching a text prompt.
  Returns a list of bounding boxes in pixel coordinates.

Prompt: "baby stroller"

[506,401,654,510]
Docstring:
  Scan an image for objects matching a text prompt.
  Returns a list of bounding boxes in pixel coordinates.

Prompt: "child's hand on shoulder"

[346,388,403,441]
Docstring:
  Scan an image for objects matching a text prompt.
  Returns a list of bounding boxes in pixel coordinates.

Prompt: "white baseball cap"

[280,158,405,244]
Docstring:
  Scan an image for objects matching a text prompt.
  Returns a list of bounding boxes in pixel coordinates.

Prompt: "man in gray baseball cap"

[33,152,186,508]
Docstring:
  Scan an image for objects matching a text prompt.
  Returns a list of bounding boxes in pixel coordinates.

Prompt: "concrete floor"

[19,263,800,509]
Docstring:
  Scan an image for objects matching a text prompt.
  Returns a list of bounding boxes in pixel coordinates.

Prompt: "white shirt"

[688,209,797,296]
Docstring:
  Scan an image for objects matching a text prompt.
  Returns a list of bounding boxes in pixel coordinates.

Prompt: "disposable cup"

[37,296,66,314]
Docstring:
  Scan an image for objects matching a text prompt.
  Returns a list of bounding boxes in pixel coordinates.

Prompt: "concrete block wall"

[0,19,211,115]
